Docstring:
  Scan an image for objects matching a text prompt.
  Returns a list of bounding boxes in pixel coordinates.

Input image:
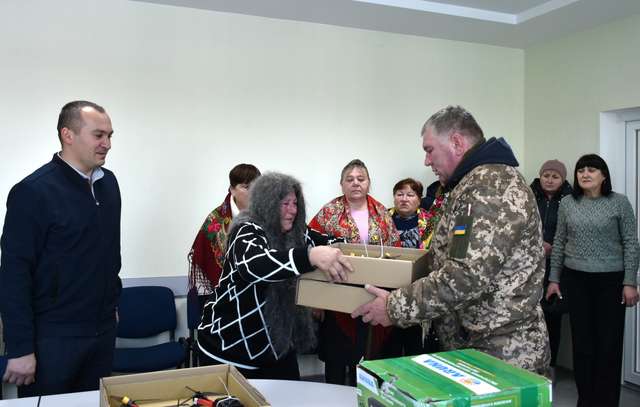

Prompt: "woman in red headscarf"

[188,164,261,294]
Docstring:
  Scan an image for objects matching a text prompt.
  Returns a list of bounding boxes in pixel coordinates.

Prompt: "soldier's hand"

[545,282,562,301]
[4,353,36,386]
[351,284,393,327]
[621,285,639,307]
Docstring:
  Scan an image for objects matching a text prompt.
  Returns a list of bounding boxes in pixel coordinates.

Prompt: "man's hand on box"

[351,284,393,327]
[4,353,36,386]
[309,246,354,283]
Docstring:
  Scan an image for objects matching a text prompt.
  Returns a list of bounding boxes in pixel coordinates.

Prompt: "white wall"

[0,0,524,278]
[524,13,640,181]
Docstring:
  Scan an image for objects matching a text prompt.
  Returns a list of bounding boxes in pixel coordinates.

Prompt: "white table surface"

[1,379,358,406]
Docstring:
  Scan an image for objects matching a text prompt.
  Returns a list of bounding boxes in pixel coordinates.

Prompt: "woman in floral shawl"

[308,159,399,386]
[389,178,446,251]
[188,164,261,295]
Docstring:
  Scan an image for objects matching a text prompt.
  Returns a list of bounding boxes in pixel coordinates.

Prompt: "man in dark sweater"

[0,101,121,397]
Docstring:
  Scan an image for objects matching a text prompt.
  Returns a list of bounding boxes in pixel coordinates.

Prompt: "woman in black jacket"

[197,172,352,380]
[530,159,572,371]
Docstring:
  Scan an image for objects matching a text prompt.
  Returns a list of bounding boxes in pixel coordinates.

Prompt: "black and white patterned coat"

[197,221,332,369]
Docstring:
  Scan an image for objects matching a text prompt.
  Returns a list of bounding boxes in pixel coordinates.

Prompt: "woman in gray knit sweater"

[546,154,639,407]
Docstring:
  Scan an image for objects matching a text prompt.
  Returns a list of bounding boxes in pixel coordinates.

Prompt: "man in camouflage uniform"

[353,105,550,376]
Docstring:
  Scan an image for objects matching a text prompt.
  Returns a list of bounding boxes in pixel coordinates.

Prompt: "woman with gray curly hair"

[197,172,352,380]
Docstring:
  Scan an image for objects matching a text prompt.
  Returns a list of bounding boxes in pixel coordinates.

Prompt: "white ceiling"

[427,0,550,14]
[133,0,640,48]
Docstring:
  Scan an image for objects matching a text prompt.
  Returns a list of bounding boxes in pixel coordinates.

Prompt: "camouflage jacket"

[387,163,550,375]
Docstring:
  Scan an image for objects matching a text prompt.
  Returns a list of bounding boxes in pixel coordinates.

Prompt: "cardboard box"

[356,349,552,407]
[327,243,429,288]
[296,277,376,314]
[296,244,428,313]
[99,364,270,407]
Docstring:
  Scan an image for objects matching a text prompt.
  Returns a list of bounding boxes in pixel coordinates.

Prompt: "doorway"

[623,119,640,387]
[601,108,640,388]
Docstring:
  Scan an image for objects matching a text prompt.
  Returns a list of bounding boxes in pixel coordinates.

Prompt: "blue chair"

[112,286,187,373]
[186,288,208,367]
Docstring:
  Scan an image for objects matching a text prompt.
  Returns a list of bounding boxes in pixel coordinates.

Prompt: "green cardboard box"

[356,349,551,406]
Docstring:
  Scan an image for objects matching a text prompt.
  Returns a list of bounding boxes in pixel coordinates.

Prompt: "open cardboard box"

[99,364,270,407]
[325,243,428,288]
[296,244,429,314]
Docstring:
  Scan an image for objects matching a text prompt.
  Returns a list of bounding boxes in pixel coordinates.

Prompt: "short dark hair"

[571,154,612,198]
[421,105,485,145]
[229,164,261,187]
[340,159,369,183]
[393,178,423,197]
[56,100,106,141]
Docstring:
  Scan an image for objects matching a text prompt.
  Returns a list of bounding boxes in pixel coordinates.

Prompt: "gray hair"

[421,105,485,145]
[340,158,370,184]
[232,172,307,251]
[229,172,315,357]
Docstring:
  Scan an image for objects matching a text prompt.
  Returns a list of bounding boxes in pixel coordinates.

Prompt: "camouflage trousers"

[435,310,551,378]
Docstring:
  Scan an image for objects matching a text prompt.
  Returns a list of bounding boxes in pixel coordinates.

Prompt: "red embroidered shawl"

[188,193,233,294]
[308,195,399,247]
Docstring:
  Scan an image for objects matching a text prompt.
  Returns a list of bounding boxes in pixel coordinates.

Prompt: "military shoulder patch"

[449,214,473,259]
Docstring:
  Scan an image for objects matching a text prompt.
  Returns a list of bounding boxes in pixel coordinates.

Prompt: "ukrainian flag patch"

[450,214,473,259]
[453,225,466,236]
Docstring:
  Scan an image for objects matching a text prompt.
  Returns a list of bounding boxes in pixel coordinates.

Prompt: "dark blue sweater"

[0,154,121,358]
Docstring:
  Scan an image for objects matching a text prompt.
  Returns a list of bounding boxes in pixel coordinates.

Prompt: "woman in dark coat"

[197,172,352,380]
[530,159,572,371]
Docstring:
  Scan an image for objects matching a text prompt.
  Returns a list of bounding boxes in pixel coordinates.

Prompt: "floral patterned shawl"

[421,193,447,250]
[389,193,448,250]
[308,195,399,247]
[188,193,233,294]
